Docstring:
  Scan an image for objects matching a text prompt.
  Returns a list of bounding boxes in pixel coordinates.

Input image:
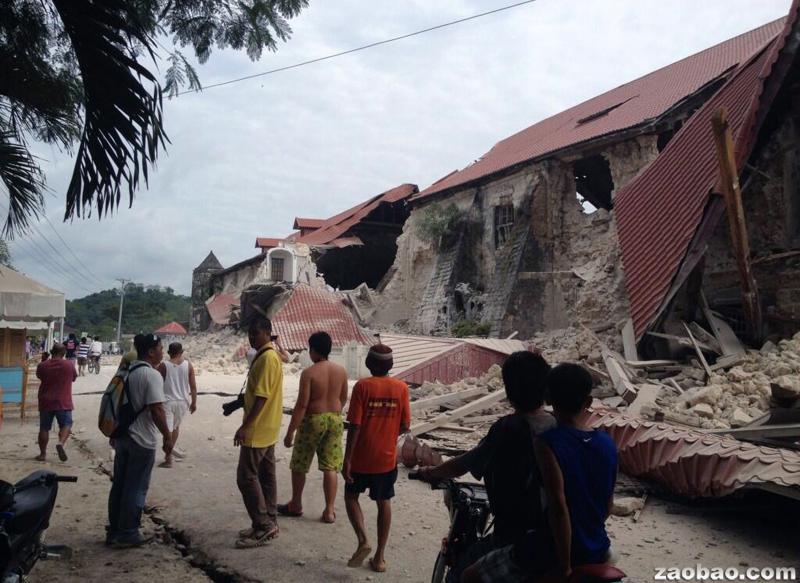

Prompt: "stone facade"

[377,134,662,337]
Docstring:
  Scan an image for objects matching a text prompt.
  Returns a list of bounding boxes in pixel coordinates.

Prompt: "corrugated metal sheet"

[412,19,785,202]
[272,284,374,351]
[205,293,238,326]
[616,3,800,338]
[587,409,800,498]
[461,338,532,355]
[297,184,418,247]
[381,334,511,385]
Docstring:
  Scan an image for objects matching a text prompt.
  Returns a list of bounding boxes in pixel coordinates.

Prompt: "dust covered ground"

[1,364,798,582]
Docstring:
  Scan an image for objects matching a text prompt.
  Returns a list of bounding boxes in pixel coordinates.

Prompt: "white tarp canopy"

[0,266,65,325]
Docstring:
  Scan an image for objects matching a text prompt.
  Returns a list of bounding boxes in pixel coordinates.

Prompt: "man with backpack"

[106,333,173,548]
[417,351,554,579]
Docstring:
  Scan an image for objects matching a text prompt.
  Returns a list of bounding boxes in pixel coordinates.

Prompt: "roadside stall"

[0,266,65,420]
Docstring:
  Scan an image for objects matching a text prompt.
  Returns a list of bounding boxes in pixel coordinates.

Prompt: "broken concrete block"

[611,497,645,517]
[760,341,779,354]
[679,385,722,408]
[602,396,626,408]
[730,408,753,427]
[691,403,714,418]
[682,367,706,381]
[772,375,800,397]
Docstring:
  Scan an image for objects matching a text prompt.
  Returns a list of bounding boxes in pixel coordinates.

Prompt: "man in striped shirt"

[76,337,90,376]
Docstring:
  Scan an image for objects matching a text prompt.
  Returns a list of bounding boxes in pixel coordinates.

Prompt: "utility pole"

[116,278,130,345]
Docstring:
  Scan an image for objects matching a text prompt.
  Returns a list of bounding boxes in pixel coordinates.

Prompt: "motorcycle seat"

[569,563,626,583]
[8,479,57,535]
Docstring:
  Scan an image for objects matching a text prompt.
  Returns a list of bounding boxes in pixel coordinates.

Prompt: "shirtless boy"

[279,331,348,523]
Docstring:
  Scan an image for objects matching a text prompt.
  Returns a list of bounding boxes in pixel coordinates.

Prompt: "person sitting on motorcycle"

[417,351,555,575]
[462,363,617,583]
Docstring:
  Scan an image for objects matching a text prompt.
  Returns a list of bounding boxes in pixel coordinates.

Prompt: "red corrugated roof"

[272,284,374,351]
[205,293,238,326]
[587,409,800,498]
[616,3,800,338]
[154,321,188,335]
[296,183,418,246]
[413,18,786,202]
[254,237,283,249]
[293,218,325,230]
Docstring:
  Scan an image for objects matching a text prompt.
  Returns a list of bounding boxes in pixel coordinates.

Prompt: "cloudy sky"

[8,0,792,299]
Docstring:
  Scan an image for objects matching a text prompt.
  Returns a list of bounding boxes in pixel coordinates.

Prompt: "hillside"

[65,284,190,340]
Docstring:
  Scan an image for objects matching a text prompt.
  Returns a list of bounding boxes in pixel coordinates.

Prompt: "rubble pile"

[412,364,504,400]
[180,328,250,375]
[646,333,800,429]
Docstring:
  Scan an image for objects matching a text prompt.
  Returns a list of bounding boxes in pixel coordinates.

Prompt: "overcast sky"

[8,0,792,299]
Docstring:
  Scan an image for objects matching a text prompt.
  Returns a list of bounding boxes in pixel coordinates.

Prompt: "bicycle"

[87,355,101,375]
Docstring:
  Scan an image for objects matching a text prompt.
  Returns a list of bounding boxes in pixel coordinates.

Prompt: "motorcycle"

[410,472,626,583]
[0,471,77,583]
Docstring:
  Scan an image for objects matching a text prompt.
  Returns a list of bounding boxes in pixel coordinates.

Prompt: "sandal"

[277,503,303,517]
[369,557,387,573]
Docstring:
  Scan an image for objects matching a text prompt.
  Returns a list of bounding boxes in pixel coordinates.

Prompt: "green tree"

[0,0,308,236]
[0,239,11,268]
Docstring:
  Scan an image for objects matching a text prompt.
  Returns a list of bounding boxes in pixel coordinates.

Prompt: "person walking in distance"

[35,343,77,462]
[64,333,78,363]
[106,334,173,548]
[234,316,284,548]
[279,331,348,524]
[76,337,90,376]
[342,344,411,573]
[156,342,197,468]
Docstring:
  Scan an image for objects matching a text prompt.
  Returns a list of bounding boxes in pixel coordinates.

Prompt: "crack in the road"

[71,435,255,583]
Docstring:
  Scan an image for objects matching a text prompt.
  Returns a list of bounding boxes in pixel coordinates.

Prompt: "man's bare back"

[302,359,348,414]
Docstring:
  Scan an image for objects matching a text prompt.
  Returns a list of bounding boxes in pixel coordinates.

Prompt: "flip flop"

[347,544,372,568]
[56,444,68,462]
[277,503,303,517]
[369,557,387,573]
[35,454,46,462]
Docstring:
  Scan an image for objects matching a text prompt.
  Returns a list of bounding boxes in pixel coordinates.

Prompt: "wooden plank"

[410,390,506,436]
[437,424,476,433]
[409,386,486,412]
[460,413,504,425]
[682,322,713,380]
[709,353,745,372]
[621,319,638,362]
[711,108,763,340]
[666,378,685,394]
[626,359,681,369]
[646,331,718,355]
[602,350,638,400]
[688,322,722,354]
[700,292,745,356]
[705,423,800,439]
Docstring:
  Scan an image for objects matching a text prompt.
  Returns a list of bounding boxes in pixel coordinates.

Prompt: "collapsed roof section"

[412,18,786,203]
[616,2,800,339]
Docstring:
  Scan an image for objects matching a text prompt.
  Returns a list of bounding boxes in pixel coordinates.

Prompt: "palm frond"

[52,0,168,220]
[0,130,45,238]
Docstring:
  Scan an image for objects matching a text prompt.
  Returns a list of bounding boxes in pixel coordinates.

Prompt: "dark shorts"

[345,468,398,500]
[40,410,73,431]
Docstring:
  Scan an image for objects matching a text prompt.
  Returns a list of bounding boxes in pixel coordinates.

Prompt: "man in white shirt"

[89,335,103,368]
[107,333,173,548]
[156,342,197,468]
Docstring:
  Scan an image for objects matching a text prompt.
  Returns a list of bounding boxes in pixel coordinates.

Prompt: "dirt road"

[1,365,797,582]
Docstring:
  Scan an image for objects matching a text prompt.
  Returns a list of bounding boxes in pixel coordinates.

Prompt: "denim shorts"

[39,410,73,431]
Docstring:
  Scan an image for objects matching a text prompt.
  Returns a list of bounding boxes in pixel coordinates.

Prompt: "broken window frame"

[573,154,615,211]
[493,196,515,247]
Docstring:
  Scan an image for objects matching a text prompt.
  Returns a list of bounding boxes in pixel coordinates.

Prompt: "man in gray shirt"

[107,333,173,548]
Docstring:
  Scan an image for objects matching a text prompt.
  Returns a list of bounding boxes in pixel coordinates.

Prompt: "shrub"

[451,319,491,338]
[416,203,464,247]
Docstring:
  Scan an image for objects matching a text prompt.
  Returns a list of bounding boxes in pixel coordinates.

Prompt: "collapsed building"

[377,16,800,345]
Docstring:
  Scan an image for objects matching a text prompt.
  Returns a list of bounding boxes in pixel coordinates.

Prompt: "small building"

[154,321,188,347]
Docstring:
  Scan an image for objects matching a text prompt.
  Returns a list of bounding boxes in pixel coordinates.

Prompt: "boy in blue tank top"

[463,363,617,583]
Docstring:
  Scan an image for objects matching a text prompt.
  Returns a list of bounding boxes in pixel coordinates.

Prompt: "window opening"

[494,196,515,247]
[271,257,285,281]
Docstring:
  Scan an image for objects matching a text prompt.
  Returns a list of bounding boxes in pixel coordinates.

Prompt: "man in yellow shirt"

[233,316,284,548]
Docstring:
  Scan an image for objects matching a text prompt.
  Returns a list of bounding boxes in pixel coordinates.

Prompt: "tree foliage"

[416,202,464,248]
[0,239,12,268]
[0,0,308,236]
[65,283,191,340]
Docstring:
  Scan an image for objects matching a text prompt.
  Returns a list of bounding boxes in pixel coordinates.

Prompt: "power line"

[27,223,99,291]
[41,213,107,286]
[177,0,538,96]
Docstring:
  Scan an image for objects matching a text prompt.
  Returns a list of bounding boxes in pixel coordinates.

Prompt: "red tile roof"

[413,18,786,202]
[154,321,188,335]
[587,409,800,498]
[254,237,283,249]
[616,5,799,338]
[292,218,325,230]
[205,293,238,326]
[296,184,418,247]
[272,284,374,351]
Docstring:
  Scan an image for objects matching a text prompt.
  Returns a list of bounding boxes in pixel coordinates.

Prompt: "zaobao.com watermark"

[654,565,797,582]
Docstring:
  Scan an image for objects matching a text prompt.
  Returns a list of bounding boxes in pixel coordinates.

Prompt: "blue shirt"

[538,426,617,564]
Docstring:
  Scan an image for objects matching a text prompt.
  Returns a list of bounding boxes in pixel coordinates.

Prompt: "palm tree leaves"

[0,131,45,236]
[53,0,167,221]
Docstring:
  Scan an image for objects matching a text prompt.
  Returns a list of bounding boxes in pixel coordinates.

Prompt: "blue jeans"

[108,436,156,540]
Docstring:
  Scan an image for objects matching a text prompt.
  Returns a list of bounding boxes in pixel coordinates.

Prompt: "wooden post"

[711,108,763,341]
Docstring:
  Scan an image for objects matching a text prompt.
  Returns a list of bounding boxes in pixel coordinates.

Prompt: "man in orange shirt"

[342,344,410,574]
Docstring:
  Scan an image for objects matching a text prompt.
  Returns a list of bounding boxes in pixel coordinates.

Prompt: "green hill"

[65,284,191,341]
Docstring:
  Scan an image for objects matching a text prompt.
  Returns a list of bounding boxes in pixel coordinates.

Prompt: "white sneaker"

[171,448,187,460]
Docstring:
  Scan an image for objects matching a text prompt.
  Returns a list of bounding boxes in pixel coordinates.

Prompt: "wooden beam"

[602,350,638,402]
[409,386,486,412]
[410,390,506,436]
[621,319,638,362]
[711,108,763,341]
[700,292,745,357]
[682,322,713,380]
[705,423,800,439]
